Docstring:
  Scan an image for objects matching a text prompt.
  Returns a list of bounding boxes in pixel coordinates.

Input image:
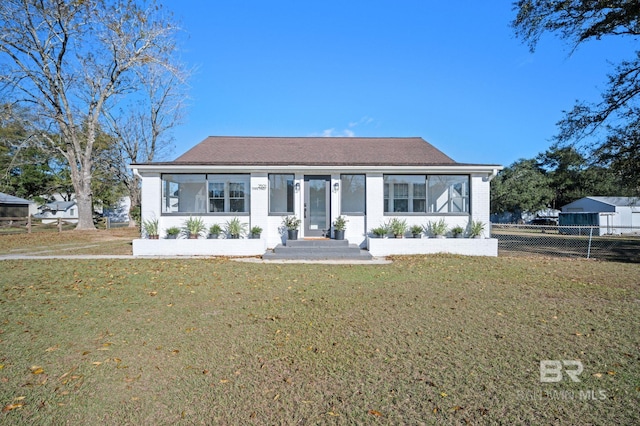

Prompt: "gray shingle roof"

[44,201,76,211]
[0,192,33,205]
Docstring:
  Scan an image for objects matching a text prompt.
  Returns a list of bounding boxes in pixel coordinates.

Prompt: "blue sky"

[162,1,633,166]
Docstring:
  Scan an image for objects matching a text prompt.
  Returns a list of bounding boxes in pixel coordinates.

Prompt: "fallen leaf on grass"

[30,366,44,375]
[449,405,464,412]
[0,364,4,370]
[45,346,58,352]
[368,409,383,417]
[607,371,616,375]
[124,374,141,383]
[440,392,447,397]
[92,362,102,366]
[2,403,23,412]
[149,291,157,296]
[327,411,339,417]
[593,373,603,378]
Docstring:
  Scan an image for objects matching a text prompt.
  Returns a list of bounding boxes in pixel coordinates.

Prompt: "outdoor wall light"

[294,182,300,192]
[333,182,339,192]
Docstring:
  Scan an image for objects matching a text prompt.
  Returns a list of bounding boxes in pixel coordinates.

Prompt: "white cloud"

[311,117,375,137]
[310,128,356,137]
[348,116,374,128]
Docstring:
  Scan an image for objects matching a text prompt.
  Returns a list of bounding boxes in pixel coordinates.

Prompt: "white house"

[131,136,502,257]
[561,196,640,235]
[35,200,79,224]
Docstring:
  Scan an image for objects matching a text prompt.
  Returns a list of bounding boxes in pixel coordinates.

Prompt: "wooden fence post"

[27,215,32,234]
[58,217,62,233]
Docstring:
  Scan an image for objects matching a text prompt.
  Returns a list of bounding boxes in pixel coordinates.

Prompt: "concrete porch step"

[262,239,373,260]
[286,239,349,248]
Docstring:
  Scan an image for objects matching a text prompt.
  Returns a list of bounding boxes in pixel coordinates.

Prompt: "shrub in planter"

[389,217,408,238]
[165,226,181,239]
[208,224,222,239]
[333,216,347,240]
[469,220,485,238]
[452,225,464,238]
[370,225,388,238]
[282,215,301,240]
[225,217,248,239]
[427,219,448,238]
[183,216,206,239]
[142,218,159,239]
[410,224,423,238]
[250,225,263,239]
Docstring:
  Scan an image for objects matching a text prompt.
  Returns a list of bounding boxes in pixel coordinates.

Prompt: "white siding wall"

[250,173,269,240]
[470,173,490,237]
[137,169,496,250]
[365,173,385,236]
[140,172,161,235]
[363,173,491,239]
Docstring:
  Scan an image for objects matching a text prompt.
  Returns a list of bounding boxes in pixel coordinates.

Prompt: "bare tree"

[0,0,181,229]
[512,0,640,190]
[105,62,188,227]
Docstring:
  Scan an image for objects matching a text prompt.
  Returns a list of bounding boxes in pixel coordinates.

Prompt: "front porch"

[132,235,498,258]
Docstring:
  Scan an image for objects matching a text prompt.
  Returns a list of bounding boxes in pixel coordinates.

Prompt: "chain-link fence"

[491,224,640,263]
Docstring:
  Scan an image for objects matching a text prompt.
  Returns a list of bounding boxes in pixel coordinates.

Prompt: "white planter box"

[133,238,267,257]
[367,237,498,257]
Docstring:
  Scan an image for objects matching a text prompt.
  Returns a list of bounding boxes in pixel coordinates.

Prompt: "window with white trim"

[207,175,250,213]
[161,174,250,214]
[341,174,365,214]
[428,175,469,213]
[384,174,469,214]
[384,175,427,213]
[162,174,207,213]
[269,174,294,214]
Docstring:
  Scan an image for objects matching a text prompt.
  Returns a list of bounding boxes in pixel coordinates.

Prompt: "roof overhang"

[129,163,503,175]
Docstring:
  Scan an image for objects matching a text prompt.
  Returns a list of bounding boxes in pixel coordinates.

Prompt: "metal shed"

[0,192,36,218]
[561,196,640,235]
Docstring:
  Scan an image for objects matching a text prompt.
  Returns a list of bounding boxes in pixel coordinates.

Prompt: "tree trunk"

[75,187,95,230]
[127,174,141,227]
[72,156,96,231]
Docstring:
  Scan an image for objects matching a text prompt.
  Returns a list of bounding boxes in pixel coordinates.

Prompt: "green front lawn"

[0,256,638,424]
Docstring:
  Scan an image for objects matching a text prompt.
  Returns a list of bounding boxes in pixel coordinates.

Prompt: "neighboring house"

[561,196,640,235]
[131,136,502,255]
[0,192,37,217]
[35,200,79,224]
